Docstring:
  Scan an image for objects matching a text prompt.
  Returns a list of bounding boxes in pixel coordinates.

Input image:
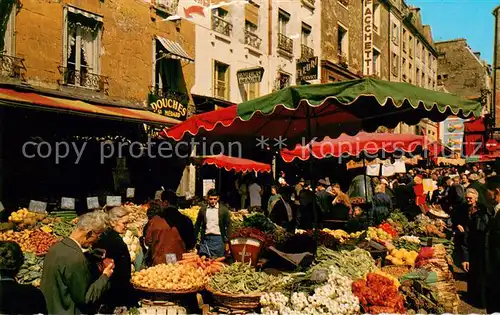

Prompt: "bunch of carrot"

[179,253,226,275]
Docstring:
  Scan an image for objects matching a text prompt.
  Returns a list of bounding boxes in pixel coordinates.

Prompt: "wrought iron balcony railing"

[301,44,314,58]
[278,33,293,54]
[0,54,25,80]
[59,66,108,92]
[212,15,232,37]
[245,30,262,49]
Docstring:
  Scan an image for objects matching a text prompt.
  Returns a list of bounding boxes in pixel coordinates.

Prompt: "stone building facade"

[1,0,195,108]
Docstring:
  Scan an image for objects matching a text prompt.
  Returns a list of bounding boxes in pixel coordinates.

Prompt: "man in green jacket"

[195,189,231,258]
[41,211,114,314]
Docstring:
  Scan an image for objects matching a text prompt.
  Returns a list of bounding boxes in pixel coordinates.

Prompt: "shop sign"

[106,196,122,207]
[165,253,177,264]
[148,93,188,121]
[363,0,373,75]
[237,67,265,85]
[87,197,100,210]
[296,56,318,81]
[61,197,75,210]
[29,200,47,213]
[0,201,4,212]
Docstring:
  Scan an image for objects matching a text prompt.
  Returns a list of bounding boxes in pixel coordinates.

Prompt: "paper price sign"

[87,197,100,210]
[0,201,4,212]
[61,197,75,210]
[106,196,122,207]
[165,253,177,264]
[126,188,135,198]
[155,190,163,200]
[29,200,47,213]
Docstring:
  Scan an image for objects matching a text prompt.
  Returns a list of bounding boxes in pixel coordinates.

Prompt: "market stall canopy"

[191,154,271,173]
[280,132,439,162]
[0,87,181,125]
[156,36,194,63]
[161,78,482,145]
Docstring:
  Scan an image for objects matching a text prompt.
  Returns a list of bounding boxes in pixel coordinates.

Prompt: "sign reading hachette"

[363,0,373,75]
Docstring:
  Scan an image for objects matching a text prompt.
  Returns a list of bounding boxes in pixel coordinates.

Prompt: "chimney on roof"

[474,52,481,59]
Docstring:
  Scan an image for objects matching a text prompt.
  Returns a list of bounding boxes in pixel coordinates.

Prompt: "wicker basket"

[206,286,262,310]
[133,284,204,295]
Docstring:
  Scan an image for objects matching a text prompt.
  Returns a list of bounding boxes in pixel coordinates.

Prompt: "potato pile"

[132,263,207,291]
[8,209,45,229]
[0,230,35,252]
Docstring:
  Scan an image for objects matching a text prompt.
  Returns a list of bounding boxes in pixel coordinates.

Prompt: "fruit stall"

[0,202,461,315]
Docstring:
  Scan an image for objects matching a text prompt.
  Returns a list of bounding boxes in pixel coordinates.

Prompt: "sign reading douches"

[296,56,318,81]
[363,0,373,75]
[148,93,188,121]
[237,68,264,85]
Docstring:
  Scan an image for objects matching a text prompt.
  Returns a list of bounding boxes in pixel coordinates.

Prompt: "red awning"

[191,154,271,173]
[280,132,438,162]
[0,87,180,125]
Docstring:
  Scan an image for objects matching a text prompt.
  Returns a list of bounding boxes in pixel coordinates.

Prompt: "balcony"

[59,66,108,92]
[0,54,25,80]
[212,15,232,37]
[278,33,293,54]
[301,44,314,59]
[245,30,262,50]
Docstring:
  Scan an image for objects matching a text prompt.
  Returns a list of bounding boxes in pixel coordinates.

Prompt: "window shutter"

[245,4,259,26]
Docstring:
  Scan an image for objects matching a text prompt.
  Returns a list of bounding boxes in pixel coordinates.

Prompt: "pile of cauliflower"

[122,230,140,263]
[260,266,360,315]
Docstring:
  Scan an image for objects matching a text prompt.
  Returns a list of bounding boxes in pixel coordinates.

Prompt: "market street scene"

[1,0,500,314]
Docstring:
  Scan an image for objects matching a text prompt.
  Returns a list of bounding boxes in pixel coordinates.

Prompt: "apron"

[199,234,225,258]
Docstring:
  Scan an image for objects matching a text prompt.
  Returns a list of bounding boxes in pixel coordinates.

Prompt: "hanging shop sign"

[363,0,373,75]
[61,197,75,210]
[87,197,100,210]
[106,196,122,207]
[237,67,265,85]
[126,188,136,198]
[29,200,47,214]
[148,93,188,121]
[296,56,319,81]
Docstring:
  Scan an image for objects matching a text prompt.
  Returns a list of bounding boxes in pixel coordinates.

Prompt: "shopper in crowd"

[0,241,47,314]
[294,178,305,206]
[195,189,231,258]
[298,181,315,229]
[315,178,333,219]
[41,211,113,315]
[461,173,470,188]
[93,207,137,313]
[161,190,195,251]
[330,183,352,221]
[446,176,465,212]
[370,184,393,226]
[267,185,281,214]
[236,176,248,210]
[248,178,263,209]
[453,188,490,308]
[485,176,500,313]
[144,200,186,265]
[468,173,491,212]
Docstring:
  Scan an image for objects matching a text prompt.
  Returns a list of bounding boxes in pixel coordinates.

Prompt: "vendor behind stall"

[195,189,231,258]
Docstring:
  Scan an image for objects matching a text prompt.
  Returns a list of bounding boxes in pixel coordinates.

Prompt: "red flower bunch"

[352,273,406,314]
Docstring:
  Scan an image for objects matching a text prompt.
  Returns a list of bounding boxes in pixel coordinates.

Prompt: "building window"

[275,72,291,90]
[392,23,399,45]
[212,8,232,37]
[213,61,230,100]
[402,29,407,52]
[338,24,348,61]
[421,72,425,87]
[409,63,413,83]
[422,47,426,64]
[373,48,381,76]
[244,2,260,49]
[301,23,313,58]
[63,8,103,90]
[392,53,399,76]
[1,3,15,56]
[416,40,420,59]
[409,35,413,58]
[278,10,293,54]
[402,58,407,81]
[373,3,381,34]
[278,9,290,36]
[243,82,260,101]
[416,68,420,85]
[428,52,432,67]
